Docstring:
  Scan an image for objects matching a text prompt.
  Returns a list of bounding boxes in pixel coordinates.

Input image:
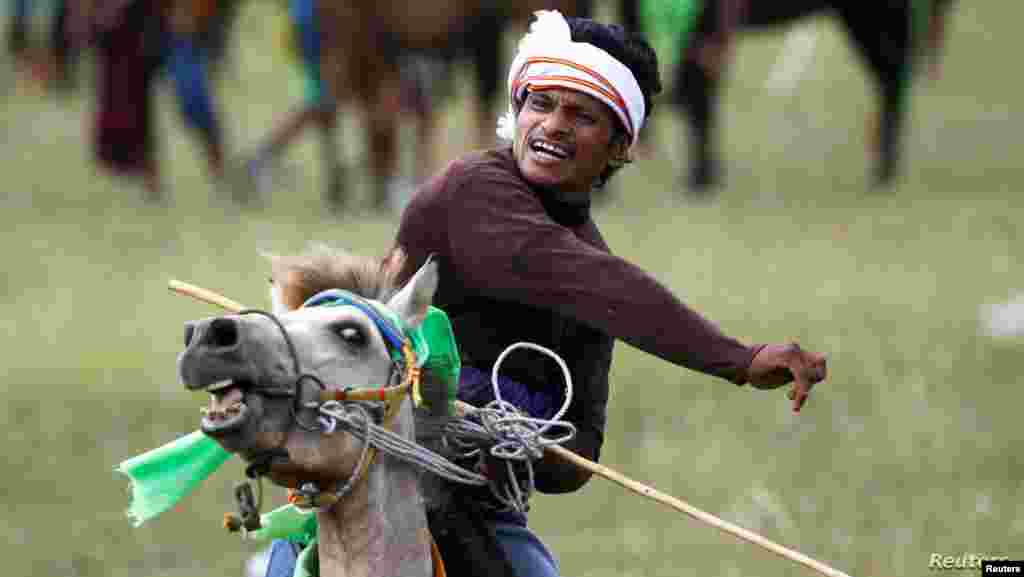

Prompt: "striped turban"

[497,10,646,149]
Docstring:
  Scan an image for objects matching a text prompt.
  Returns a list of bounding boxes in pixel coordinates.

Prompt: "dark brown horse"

[673,0,956,193]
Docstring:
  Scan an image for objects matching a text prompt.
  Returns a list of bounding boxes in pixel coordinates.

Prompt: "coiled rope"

[314,341,576,513]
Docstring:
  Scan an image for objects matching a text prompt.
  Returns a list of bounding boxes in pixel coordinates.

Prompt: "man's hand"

[747,343,828,413]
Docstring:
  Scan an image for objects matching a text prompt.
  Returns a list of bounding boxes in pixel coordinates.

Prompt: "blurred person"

[241,0,343,210]
[69,0,166,200]
[68,0,228,203]
[196,0,240,79]
[165,0,228,183]
[260,11,828,577]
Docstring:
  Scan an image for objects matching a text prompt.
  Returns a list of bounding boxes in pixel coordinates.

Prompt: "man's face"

[513,87,623,198]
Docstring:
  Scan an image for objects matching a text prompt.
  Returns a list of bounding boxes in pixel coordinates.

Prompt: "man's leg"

[168,32,225,180]
[492,522,561,577]
[259,540,302,577]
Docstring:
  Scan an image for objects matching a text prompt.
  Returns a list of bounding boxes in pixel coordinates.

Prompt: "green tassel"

[417,306,461,417]
[246,505,318,544]
[642,0,702,69]
[294,537,319,577]
[116,430,233,526]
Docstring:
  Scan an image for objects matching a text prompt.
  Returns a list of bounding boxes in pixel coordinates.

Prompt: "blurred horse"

[314,0,590,210]
[672,0,956,192]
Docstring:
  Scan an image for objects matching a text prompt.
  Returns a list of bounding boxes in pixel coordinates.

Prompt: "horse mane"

[265,243,407,310]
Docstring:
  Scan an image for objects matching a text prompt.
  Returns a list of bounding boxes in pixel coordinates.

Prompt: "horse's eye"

[334,324,367,347]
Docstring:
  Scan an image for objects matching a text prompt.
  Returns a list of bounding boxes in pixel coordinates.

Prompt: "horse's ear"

[262,250,292,314]
[269,279,291,314]
[386,257,438,329]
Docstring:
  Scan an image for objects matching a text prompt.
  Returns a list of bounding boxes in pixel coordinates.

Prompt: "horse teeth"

[208,379,234,392]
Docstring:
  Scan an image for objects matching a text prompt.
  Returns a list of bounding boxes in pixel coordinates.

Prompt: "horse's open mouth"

[200,379,253,435]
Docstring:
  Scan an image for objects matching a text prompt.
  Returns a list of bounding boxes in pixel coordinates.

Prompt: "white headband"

[496,10,646,147]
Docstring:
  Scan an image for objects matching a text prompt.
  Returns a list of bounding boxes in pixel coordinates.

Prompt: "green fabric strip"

[295,537,319,577]
[642,0,702,69]
[116,430,233,526]
[247,505,318,543]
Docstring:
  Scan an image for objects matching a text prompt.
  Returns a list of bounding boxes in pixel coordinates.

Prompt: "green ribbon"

[116,430,232,527]
[642,0,702,69]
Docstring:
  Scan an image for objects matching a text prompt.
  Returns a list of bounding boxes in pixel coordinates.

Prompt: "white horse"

[178,248,442,577]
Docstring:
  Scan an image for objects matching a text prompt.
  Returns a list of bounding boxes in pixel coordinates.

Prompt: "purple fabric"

[457,366,563,421]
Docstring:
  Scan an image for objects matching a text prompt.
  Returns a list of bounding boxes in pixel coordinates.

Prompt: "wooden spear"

[168,278,854,577]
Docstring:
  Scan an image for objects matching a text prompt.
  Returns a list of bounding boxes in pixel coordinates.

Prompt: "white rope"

[492,341,574,435]
[312,341,578,513]
[474,341,576,511]
[318,401,490,487]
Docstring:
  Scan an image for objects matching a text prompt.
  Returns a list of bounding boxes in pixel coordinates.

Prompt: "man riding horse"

[262,10,828,577]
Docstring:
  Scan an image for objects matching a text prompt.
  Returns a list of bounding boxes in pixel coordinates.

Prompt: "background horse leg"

[676,57,720,193]
[201,0,241,80]
[469,8,503,151]
[8,0,29,57]
[167,30,227,185]
[620,0,641,34]
[49,0,77,92]
[836,1,912,190]
[674,7,722,195]
[364,68,403,211]
[318,101,343,211]
[672,0,742,195]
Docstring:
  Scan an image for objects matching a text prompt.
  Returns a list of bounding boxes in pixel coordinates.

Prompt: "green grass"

[1,2,1022,576]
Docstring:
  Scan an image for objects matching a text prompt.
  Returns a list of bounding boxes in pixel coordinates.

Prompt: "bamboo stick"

[169,279,247,313]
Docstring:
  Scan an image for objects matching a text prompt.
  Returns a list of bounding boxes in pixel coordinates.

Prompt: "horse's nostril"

[207,317,240,349]
[184,322,196,347]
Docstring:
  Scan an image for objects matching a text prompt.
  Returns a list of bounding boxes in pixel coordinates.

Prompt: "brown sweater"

[395,146,758,492]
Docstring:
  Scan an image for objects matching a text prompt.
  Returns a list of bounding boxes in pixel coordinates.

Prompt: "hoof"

[222,157,261,208]
[323,165,346,212]
[869,161,899,192]
[684,161,722,197]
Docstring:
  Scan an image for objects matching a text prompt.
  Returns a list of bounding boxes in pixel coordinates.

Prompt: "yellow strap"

[429,532,447,577]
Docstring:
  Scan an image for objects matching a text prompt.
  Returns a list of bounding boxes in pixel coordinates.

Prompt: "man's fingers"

[790,377,809,412]
[792,388,809,412]
[785,343,812,413]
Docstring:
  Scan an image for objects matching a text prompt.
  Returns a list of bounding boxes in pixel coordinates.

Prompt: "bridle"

[225,289,423,531]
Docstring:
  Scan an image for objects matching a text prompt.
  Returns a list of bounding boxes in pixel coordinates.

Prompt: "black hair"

[566,17,662,188]
[566,17,662,123]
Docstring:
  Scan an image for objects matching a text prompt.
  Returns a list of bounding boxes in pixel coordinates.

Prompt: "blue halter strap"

[301,289,407,357]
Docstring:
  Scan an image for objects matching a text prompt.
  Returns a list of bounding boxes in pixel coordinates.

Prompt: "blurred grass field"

[1,2,1022,576]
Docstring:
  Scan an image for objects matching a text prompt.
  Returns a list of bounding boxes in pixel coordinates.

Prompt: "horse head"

[176,247,436,491]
